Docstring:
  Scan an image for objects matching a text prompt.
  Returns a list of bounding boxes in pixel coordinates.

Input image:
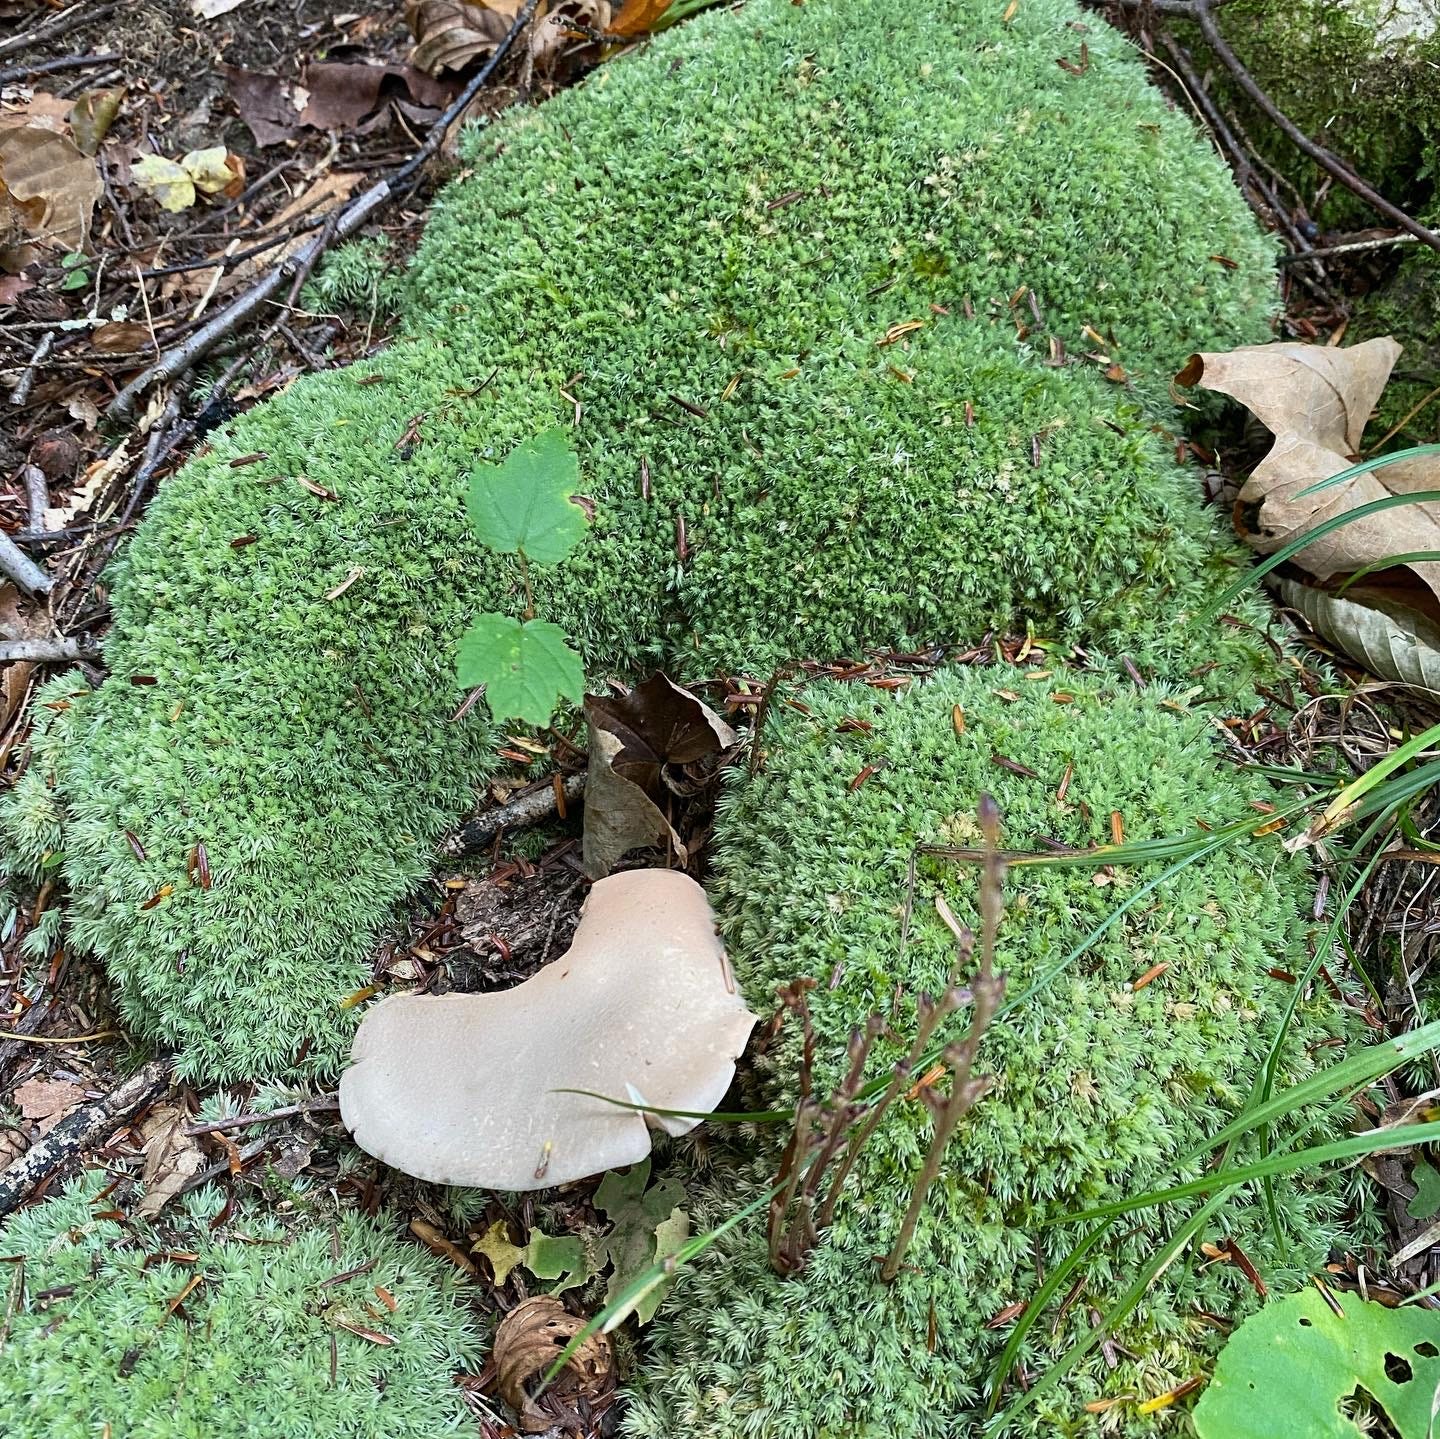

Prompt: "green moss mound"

[10,0,1281,1080]
[0,1179,482,1438]
[628,669,1359,1438]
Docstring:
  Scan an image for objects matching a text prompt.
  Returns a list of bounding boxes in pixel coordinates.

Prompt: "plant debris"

[492,1295,616,1434]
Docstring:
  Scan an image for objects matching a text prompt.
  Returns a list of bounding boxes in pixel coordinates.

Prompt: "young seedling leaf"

[1193,1287,1440,1439]
[456,613,583,727]
[593,1157,689,1325]
[474,1220,526,1287]
[1409,1160,1440,1221]
[466,428,588,565]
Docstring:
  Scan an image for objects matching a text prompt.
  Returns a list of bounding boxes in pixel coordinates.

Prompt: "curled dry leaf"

[133,1101,205,1219]
[531,0,610,69]
[1179,339,1440,603]
[340,869,758,1190]
[132,148,243,212]
[582,671,738,879]
[69,88,125,157]
[1276,576,1440,698]
[0,126,100,271]
[493,1296,616,1435]
[405,0,526,75]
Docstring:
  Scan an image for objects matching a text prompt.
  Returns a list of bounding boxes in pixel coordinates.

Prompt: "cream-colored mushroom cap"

[339,869,758,1191]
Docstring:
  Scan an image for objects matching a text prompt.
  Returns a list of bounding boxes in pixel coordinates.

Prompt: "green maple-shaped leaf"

[457,613,584,726]
[466,428,588,566]
[594,1157,689,1326]
[1194,1287,1440,1439]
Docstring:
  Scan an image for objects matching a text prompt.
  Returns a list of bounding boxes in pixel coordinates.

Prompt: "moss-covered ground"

[0,1176,483,1438]
[626,668,1362,1437]
[2,0,1280,1081]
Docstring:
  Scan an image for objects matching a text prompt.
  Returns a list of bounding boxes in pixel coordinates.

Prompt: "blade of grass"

[1337,550,1440,593]
[1314,721,1440,835]
[1197,489,1440,623]
[1294,445,1440,498]
[1050,1118,1440,1226]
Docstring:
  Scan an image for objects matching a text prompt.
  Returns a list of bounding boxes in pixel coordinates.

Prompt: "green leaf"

[456,613,583,727]
[1193,1287,1440,1438]
[466,428,588,565]
[1409,1160,1440,1221]
[473,1220,592,1296]
[594,1158,689,1326]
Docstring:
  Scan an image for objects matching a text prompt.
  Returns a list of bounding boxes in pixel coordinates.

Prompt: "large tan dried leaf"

[493,1296,616,1434]
[1179,339,1440,603]
[405,0,527,75]
[0,126,100,268]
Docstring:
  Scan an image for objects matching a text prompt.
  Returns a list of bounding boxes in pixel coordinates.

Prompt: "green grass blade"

[1294,445,1440,498]
[1337,550,1440,592]
[1197,489,1440,623]
[1051,1119,1440,1226]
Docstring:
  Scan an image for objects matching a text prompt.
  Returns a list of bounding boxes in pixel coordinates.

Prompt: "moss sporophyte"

[0,0,1373,1434]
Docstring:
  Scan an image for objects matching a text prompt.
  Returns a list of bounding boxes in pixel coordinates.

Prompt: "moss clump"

[0,1178,483,1438]
[11,0,1281,1080]
[628,669,1361,1438]
[1175,0,1440,229]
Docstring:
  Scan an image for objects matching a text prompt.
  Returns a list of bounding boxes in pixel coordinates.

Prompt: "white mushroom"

[339,869,758,1191]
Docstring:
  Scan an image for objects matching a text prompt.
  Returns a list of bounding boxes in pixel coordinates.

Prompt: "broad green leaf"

[472,1219,592,1296]
[594,1157,688,1325]
[466,428,588,565]
[1409,1160,1440,1221]
[457,613,583,727]
[1194,1288,1440,1438]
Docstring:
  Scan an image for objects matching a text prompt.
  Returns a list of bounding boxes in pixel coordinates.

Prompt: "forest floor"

[2,2,1440,1435]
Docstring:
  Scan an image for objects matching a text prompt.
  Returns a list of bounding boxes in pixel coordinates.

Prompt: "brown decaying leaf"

[405,0,524,75]
[609,0,672,38]
[581,672,737,879]
[530,0,610,69]
[13,1077,86,1135]
[1179,338,1440,603]
[1277,576,1440,698]
[133,1102,206,1220]
[0,126,100,270]
[493,1296,616,1434]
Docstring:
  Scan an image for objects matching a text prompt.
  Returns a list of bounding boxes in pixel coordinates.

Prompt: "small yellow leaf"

[181,146,235,196]
[132,153,196,212]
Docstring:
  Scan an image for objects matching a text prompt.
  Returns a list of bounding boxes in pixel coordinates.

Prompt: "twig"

[0,51,120,85]
[0,637,97,664]
[0,1058,171,1219]
[1186,0,1440,257]
[108,0,541,421]
[880,796,1007,1282]
[185,1094,340,1136]
[0,530,53,597]
[0,2,120,59]
[9,333,53,408]
[178,1136,271,1196]
[21,465,47,534]
[439,772,587,857]
[1280,234,1422,264]
[1366,383,1440,454]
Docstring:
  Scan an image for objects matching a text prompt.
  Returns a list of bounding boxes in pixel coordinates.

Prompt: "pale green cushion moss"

[0,1178,483,1438]
[6,0,1280,1079]
[628,669,1359,1438]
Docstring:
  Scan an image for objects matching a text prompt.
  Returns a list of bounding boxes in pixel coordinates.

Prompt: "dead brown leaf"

[13,1077,86,1135]
[0,127,100,270]
[582,672,737,878]
[134,1101,205,1220]
[91,321,151,354]
[1179,338,1440,603]
[220,65,306,148]
[530,0,610,68]
[405,0,526,75]
[493,1296,616,1434]
[70,88,125,156]
[610,0,672,37]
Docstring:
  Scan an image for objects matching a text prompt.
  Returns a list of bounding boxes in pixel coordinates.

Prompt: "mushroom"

[339,869,758,1191]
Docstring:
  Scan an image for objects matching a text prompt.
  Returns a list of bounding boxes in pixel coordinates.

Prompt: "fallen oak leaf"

[609,0,672,37]
[1179,339,1440,604]
[133,1101,206,1219]
[0,126,100,267]
[405,0,526,76]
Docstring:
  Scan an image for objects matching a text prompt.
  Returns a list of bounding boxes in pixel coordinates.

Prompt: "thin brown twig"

[0,2,119,59]
[1185,0,1440,256]
[0,51,120,85]
[185,1094,340,1136]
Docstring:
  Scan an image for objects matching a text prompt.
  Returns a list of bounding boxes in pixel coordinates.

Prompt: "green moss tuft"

[628,669,1365,1438]
[0,1178,483,1438]
[15,0,1280,1079]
